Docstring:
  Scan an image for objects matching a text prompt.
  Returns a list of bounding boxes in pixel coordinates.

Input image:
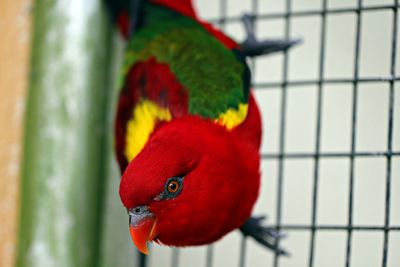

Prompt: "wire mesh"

[145,1,400,266]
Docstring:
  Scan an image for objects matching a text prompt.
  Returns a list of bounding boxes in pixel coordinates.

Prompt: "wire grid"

[146,1,400,267]
[231,1,398,267]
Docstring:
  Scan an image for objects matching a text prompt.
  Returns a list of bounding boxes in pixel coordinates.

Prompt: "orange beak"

[129,217,158,255]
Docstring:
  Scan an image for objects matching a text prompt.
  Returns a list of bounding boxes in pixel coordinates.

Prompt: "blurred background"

[0,0,399,267]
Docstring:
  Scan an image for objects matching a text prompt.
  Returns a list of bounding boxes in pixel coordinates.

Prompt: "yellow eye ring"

[167,180,180,193]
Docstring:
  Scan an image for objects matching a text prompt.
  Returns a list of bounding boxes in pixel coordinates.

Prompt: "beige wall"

[0,0,31,266]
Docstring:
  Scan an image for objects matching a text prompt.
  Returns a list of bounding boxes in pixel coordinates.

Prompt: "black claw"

[240,14,301,57]
[261,227,286,239]
[241,38,302,57]
[240,216,289,256]
[129,0,144,36]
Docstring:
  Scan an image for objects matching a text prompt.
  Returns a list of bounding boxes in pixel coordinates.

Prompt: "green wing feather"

[120,4,247,120]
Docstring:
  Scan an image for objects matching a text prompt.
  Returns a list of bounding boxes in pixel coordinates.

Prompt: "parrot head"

[119,116,260,254]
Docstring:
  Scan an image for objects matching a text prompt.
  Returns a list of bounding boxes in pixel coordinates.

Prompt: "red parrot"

[106,0,296,257]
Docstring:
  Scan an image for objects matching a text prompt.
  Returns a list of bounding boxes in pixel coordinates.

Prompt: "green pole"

[16,0,113,266]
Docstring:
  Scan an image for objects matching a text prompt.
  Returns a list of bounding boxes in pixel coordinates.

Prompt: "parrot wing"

[115,3,251,172]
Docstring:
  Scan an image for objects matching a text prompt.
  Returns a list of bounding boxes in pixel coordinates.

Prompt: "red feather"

[120,112,261,246]
[117,11,130,39]
[150,0,197,19]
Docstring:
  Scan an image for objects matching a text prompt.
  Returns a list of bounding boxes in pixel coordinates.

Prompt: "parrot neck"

[150,0,239,49]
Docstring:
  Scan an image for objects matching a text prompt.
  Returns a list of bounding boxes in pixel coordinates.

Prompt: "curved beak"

[128,207,158,255]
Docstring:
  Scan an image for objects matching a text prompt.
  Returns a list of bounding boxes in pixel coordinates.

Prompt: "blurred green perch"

[16,0,114,266]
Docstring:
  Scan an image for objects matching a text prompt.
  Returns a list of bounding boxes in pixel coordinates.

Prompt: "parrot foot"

[129,0,144,35]
[240,14,301,57]
[240,215,289,256]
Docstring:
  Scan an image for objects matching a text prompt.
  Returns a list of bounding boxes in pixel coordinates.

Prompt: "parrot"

[105,0,298,261]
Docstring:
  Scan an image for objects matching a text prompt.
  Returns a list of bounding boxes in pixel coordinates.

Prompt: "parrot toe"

[240,215,289,256]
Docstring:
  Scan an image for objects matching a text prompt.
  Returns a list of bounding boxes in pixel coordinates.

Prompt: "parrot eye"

[154,176,183,200]
[167,181,179,193]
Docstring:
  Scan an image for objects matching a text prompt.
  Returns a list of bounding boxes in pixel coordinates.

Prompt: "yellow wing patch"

[125,99,172,162]
[125,101,247,161]
[215,103,248,130]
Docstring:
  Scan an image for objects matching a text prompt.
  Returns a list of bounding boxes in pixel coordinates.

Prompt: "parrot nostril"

[130,205,149,215]
[128,206,153,228]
